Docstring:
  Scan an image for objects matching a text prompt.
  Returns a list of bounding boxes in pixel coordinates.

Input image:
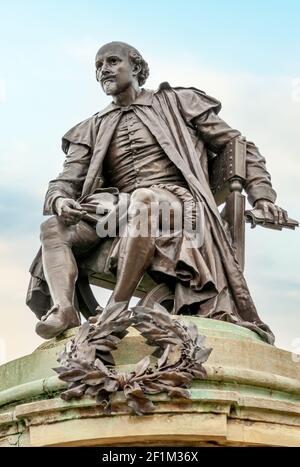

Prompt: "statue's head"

[95,41,149,96]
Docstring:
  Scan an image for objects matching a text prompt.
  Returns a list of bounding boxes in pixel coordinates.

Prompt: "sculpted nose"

[101,63,110,76]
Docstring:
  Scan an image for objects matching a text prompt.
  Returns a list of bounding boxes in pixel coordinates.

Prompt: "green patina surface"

[0,317,263,393]
[0,317,299,415]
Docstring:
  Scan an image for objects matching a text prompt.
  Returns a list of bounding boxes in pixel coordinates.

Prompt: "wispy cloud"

[292,78,300,103]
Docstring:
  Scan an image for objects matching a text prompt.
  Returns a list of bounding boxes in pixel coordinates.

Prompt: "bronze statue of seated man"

[26,41,289,344]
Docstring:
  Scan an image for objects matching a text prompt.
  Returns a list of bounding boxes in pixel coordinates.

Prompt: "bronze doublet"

[103,110,187,193]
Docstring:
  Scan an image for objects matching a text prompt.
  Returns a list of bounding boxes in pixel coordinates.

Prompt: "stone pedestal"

[0,317,300,447]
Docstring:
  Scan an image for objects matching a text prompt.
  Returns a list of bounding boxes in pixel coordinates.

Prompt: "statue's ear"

[132,63,142,76]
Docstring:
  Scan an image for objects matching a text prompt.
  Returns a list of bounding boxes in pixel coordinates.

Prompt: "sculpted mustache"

[101,75,117,83]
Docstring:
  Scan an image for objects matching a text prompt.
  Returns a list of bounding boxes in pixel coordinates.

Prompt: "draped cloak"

[26,84,277,344]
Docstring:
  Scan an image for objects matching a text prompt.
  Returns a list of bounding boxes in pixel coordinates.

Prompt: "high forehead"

[95,42,133,62]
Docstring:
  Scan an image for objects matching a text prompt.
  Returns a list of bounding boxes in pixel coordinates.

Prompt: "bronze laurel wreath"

[54,303,212,415]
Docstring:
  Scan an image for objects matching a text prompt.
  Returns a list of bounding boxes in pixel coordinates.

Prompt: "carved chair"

[75,139,247,319]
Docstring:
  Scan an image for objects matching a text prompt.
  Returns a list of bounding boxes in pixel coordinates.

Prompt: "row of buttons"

[123,113,142,186]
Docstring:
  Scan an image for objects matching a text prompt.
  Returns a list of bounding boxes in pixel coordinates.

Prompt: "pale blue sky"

[0,0,299,361]
[2,0,300,73]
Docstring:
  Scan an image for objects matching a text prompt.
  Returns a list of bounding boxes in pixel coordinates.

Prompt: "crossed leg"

[37,217,100,339]
[37,187,182,339]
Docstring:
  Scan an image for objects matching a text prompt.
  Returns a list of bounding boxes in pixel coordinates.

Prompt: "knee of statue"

[40,216,61,242]
[130,188,157,205]
[129,188,157,218]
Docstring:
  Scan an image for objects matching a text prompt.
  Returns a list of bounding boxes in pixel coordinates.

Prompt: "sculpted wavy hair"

[128,49,150,86]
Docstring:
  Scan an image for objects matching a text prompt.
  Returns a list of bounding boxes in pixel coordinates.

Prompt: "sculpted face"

[95,43,140,96]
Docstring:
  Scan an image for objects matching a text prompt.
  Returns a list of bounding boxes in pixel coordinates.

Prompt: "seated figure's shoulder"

[155,83,222,121]
[62,113,100,154]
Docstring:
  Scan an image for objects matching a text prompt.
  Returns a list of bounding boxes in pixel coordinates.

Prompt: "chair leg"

[76,275,175,319]
[76,275,100,320]
[137,283,175,313]
[223,190,245,271]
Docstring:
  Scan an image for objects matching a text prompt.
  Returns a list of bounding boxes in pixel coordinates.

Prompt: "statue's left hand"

[254,199,288,225]
[55,198,87,226]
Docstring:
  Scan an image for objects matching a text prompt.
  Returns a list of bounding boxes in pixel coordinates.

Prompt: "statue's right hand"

[55,198,87,225]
